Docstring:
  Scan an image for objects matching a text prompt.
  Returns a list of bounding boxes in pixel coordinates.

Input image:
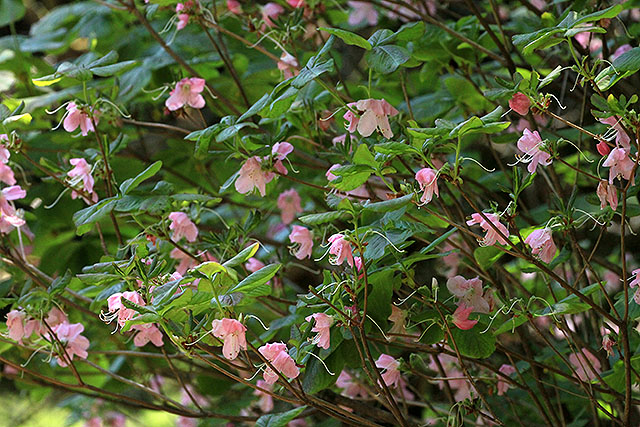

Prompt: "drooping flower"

[289,225,313,260]
[211,318,247,360]
[106,291,146,328]
[168,212,198,243]
[271,141,293,175]
[227,0,242,14]
[347,99,399,138]
[258,342,300,384]
[277,189,303,224]
[509,92,530,116]
[629,268,640,305]
[277,52,299,79]
[132,324,164,347]
[0,185,26,232]
[176,2,190,30]
[497,364,516,396]
[235,156,275,197]
[328,233,354,267]
[67,158,98,203]
[46,307,69,329]
[0,137,15,186]
[336,370,369,398]
[254,380,274,412]
[600,116,630,150]
[603,147,635,185]
[63,102,97,136]
[262,2,284,27]
[375,354,401,388]
[415,168,439,205]
[305,313,333,349]
[517,128,551,174]
[6,310,33,343]
[452,303,477,330]
[466,212,510,246]
[569,348,602,382]
[347,1,378,26]
[165,78,206,111]
[447,275,490,313]
[52,322,90,367]
[524,228,556,263]
[602,334,616,357]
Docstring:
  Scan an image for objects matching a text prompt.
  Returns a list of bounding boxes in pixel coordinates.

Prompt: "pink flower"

[336,370,368,398]
[235,156,274,197]
[287,0,305,8]
[0,185,26,232]
[6,310,33,343]
[347,1,378,26]
[603,147,635,184]
[629,268,640,305]
[289,225,313,260]
[569,348,601,382]
[343,103,359,134]
[517,128,551,174]
[246,257,265,273]
[524,228,556,263]
[211,318,247,360]
[63,102,97,136]
[0,163,15,186]
[165,78,206,111]
[168,212,198,242]
[375,354,401,388]
[258,342,300,384]
[278,53,299,79]
[597,180,618,211]
[52,322,90,367]
[305,313,333,349]
[602,334,615,357]
[68,158,98,203]
[170,247,197,275]
[497,364,515,396]
[272,141,293,175]
[350,99,399,138]
[277,189,303,224]
[596,140,611,156]
[326,164,341,181]
[176,13,189,30]
[447,275,490,314]
[415,168,439,204]
[328,233,354,267]
[509,92,530,115]
[452,303,477,330]
[132,324,164,347]
[107,291,145,327]
[262,2,284,27]
[227,0,242,14]
[466,212,509,246]
[254,380,274,412]
[600,116,630,150]
[46,307,68,329]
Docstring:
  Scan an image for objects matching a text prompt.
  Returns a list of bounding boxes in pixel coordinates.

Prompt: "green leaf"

[448,327,496,359]
[366,45,410,74]
[540,282,602,316]
[363,194,413,213]
[228,264,281,296]
[474,246,505,269]
[256,406,306,427]
[0,0,25,26]
[570,4,623,28]
[194,261,227,279]
[290,57,334,89]
[119,161,162,195]
[223,243,260,268]
[318,27,371,50]
[612,47,640,73]
[353,144,378,168]
[374,142,420,156]
[73,198,118,235]
[394,21,425,41]
[90,60,137,77]
[299,211,346,225]
[367,270,394,324]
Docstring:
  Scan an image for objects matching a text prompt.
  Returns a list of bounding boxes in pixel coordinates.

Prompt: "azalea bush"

[3,0,640,425]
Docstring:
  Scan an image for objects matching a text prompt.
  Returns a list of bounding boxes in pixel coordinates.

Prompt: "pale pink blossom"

[447,275,490,313]
[46,307,68,329]
[246,257,265,273]
[277,189,303,224]
[305,313,333,349]
[132,324,164,347]
[415,168,439,204]
[68,158,98,203]
[452,303,477,330]
[227,0,242,14]
[375,354,401,388]
[0,163,16,186]
[569,348,601,382]
[254,380,274,412]
[262,2,284,27]
[600,116,630,150]
[326,164,341,181]
[278,53,299,79]
[171,247,197,275]
[603,147,635,184]
[211,318,247,360]
[289,225,313,260]
[52,322,90,367]
[347,1,378,26]
[6,310,33,342]
[466,212,509,246]
[597,180,618,210]
[258,342,300,384]
[107,291,145,328]
[332,134,346,146]
[509,92,530,115]
[0,185,26,232]
[328,233,354,267]
[336,370,369,398]
[517,128,551,173]
[497,364,516,395]
[235,156,274,197]
[629,268,640,305]
[168,212,198,242]
[346,99,399,138]
[272,141,293,175]
[177,13,189,30]
[165,78,206,111]
[287,0,304,8]
[63,102,97,136]
[524,228,556,263]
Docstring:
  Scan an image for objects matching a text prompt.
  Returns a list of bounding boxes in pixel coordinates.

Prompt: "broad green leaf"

[318,27,371,50]
[73,198,118,235]
[366,45,410,74]
[223,243,260,268]
[299,211,346,225]
[228,264,280,296]
[449,326,496,359]
[256,406,306,427]
[0,0,25,26]
[363,194,413,213]
[119,161,162,195]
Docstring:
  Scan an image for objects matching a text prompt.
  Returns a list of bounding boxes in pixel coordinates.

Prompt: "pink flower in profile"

[596,140,611,156]
[600,116,630,150]
[509,92,530,115]
[132,324,164,347]
[343,102,359,134]
[603,172,621,194]
[258,342,300,384]
[165,78,206,111]
[602,334,615,357]
[0,137,15,186]
[46,307,68,329]
[67,158,98,203]
[227,0,242,14]
[254,380,274,412]
[168,212,198,242]
[262,2,284,27]
[629,268,640,305]
[524,228,556,263]
[211,318,247,360]
[272,141,293,175]
[347,1,378,26]
[466,212,509,246]
[326,164,341,181]
[107,291,145,328]
[52,322,90,367]
[277,52,299,79]
[287,0,305,8]
[447,275,490,314]
[246,257,265,273]
[289,225,313,260]
[497,364,516,396]
[235,156,274,196]
[277,189,303,224]
[452,303,477,330]
[603,147,635,184]
[6,310,33,343]
[611,44,632,61]
[63,102,97,136]
[517,128,551,174]
[328,233,354,267]
[336,370,368,398]
[375,354,401,388]
[415,168,439,204]
[170,247,197,275]
[354,99,399,138]
[0,185,27,232]
[569,348,601,382]
[305,313,333,349]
